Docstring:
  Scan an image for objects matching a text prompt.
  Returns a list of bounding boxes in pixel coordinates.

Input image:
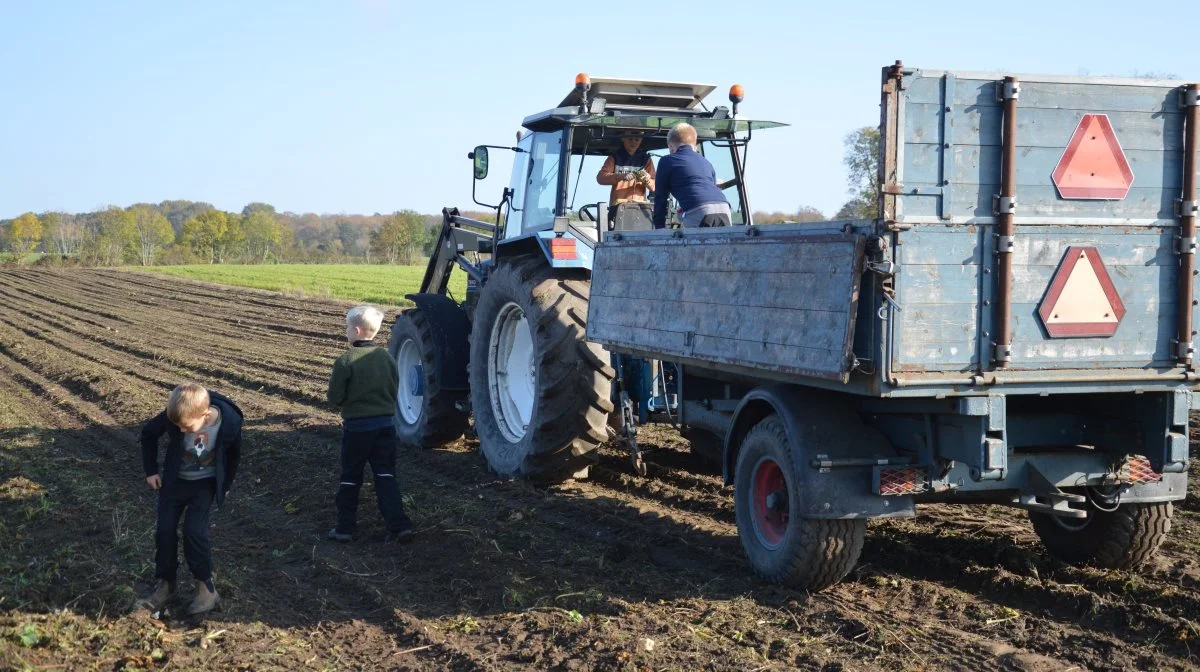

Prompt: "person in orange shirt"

[596,133,656,206]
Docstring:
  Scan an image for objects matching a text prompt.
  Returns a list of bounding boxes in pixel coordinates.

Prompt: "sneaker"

[327,528,353,543]
[187,579,220,616]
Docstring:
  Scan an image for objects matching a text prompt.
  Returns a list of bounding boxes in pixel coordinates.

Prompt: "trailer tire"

[469,258,615,483]
[1029,501,1173,570]
[389,309,469,448]
[734,415,864,591]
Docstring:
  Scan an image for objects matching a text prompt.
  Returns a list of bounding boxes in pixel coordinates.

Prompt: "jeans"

[155,477,216,582]
[335,425,410,534]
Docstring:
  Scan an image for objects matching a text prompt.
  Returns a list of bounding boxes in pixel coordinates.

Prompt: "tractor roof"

[523,76,787,134]
[558,77,715,111]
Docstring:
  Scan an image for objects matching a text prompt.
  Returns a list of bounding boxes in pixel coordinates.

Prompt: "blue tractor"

[388,74,783,481]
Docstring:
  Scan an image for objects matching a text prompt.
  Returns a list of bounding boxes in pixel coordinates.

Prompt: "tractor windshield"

[565,127,747,226]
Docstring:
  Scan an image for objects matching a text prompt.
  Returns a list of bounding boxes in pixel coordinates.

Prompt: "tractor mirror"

[471,146,489,180]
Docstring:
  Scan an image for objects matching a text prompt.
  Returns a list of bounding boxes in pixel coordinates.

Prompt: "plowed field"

[0,269,1198,671]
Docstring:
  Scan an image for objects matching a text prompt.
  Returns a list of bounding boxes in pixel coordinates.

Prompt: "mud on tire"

[469,257,615,483]
[389,308,469,448]
[1029,500,1173,570]
[734,415,864,591]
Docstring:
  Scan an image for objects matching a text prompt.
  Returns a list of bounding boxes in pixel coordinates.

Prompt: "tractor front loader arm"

[419,207,496,296]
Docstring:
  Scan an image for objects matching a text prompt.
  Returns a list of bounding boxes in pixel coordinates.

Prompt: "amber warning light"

[729,84,744,116]
[575,72,591,90]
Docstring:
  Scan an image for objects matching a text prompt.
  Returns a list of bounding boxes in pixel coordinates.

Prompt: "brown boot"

[187,579,220,615]
[142,579,176,611]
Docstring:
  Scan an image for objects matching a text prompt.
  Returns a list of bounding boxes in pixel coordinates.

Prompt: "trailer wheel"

[1029,501,1173,570]
[733,415,864,591]
[388,309,468,448]
[469,258,614,483]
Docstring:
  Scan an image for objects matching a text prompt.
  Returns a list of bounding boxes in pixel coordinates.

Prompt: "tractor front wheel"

[389,309,469,448]
[469,258,614,483]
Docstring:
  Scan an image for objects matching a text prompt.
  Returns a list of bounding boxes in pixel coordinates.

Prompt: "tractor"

[387,74,782,482]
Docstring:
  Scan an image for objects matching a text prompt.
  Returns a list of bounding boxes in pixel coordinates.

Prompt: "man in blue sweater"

[651,122,732,229]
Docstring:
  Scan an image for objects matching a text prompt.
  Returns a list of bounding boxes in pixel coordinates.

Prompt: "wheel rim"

[751,456,789,549]
[488,301,535,442]
[396,336,422,425]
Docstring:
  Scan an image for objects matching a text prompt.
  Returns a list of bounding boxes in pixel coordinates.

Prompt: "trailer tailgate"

[587,228,866,381]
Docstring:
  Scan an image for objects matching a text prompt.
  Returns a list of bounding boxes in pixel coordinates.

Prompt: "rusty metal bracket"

[993,195,1017,216]
[997,80,1021,101]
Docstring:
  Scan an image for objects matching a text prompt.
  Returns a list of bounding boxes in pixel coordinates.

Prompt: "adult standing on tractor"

[652,122,732,229]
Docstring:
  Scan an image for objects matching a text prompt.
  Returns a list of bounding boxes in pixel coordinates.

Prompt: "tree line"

[0,202,474,266]
[1,127,879,265]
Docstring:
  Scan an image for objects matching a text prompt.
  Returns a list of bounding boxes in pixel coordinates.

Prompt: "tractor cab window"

[699,141,745,225]
[519,130,565,235]
[566,135,668,224]
[565,127,746,229]
[502,131,534,238]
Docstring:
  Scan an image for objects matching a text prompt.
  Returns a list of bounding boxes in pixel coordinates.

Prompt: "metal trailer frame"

[587,64,1199,521]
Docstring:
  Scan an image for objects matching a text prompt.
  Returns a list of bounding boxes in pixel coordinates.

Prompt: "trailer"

[587,63,1197,589]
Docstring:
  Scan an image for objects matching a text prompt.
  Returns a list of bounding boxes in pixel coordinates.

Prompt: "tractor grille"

[877,467,929,496]
[1119,456,1161,485]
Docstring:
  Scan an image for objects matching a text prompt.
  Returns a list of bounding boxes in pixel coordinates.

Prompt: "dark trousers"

[154,477,216,583]
[335,426,409,533]
[698,213,731,227]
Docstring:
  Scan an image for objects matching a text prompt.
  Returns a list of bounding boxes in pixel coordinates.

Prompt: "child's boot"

[143,578,176,611]
[187,579,220,615]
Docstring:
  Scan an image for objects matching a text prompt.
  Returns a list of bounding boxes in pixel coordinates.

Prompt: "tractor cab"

[469,75,787,247]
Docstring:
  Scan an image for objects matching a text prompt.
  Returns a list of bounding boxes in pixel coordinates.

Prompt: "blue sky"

[2,0,1196,220]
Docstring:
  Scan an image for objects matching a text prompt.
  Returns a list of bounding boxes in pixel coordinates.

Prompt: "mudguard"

[403,293,470,391]
[724,385,915,520]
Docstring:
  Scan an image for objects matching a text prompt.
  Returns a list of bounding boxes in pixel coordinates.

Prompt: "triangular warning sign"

[1051,114,1135,200]
[1038,247,1126,338]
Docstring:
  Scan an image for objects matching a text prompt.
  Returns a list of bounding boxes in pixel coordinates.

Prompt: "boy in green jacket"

[327,305,414,543]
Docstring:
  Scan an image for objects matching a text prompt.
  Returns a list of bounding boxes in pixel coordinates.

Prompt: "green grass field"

[138,263,467,306]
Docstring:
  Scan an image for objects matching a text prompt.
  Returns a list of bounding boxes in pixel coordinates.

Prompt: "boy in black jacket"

[140,383,243,615]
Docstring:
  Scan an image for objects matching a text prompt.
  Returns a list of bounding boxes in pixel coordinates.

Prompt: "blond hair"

[347,305,384,339]
[167,383,210,425]
[667,122,698,150]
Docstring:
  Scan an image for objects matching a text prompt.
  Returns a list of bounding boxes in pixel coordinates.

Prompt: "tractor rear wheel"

[469,258,614,483]
[733,415,864,591]
[1029,500,1172,570]
[389,309,469,448]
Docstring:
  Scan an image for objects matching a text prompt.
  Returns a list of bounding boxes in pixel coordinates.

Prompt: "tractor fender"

[724,385,915,520]
[403,293,470,391]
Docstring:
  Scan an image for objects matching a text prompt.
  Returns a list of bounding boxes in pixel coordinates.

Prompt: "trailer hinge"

[1173,339,1195,361]
[1176,235,1197,255]
[993,195,1017,215]
[994,235,1015,254]
[997,80,1021,101]
[992,342,1012,363]
[1183,87,1200,108]
[882,182,905,196]
[1177,199,1199,218]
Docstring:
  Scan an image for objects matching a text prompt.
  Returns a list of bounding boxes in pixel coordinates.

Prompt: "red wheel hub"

[752,457,789,548]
